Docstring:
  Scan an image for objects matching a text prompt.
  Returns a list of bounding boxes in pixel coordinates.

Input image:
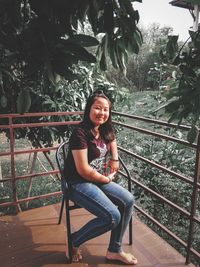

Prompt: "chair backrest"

[56,140,69,192]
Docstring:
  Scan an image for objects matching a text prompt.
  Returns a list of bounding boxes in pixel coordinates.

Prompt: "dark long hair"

[81,90,115,143]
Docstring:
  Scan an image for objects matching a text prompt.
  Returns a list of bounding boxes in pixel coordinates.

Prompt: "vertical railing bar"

[186,132,200,264]
[118,155,133,245]
[9,117,20,213]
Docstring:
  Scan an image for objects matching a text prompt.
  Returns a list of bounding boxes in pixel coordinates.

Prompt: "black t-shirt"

[64,126,110,184]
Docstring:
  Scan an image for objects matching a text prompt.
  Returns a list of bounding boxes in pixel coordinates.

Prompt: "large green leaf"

[119,0,140,22]
[107,37,118,69]
[17,89,32,114]
[59,40,96,63]
[103,0,114,34]
[187,124,198,144]
[0,95,7,108]
[185,0,200,4]
[134,29,143,46]
[100,51,107,71]
[0,70,3,88]
[189,31,200,49]
[70,34,99,47]
[87,0,103,35]
[166,35,179,60]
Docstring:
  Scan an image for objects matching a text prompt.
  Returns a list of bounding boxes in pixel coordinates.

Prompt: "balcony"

[0,111,200,266]
[0,203,196,267]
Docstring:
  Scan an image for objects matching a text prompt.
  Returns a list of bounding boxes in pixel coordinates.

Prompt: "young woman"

[64,90,137,265]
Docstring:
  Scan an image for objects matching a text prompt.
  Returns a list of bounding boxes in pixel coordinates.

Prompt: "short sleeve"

[70,127,88,150]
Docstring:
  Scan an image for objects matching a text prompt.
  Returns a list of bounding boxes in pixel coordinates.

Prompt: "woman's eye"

[94,106,109,111]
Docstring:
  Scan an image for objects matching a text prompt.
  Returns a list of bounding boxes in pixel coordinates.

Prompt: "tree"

[0,1,143,208]
[105,24,173,91]
[0,0,142,115]
[155,29,200,143]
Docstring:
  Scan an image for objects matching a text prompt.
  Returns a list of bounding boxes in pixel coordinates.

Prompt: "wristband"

[110,159,119,162]
[107,176,112,183]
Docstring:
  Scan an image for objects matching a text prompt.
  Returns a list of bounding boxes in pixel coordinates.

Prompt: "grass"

[0,138,61,215]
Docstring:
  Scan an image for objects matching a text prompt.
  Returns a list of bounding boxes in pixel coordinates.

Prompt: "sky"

[133,0,194,41]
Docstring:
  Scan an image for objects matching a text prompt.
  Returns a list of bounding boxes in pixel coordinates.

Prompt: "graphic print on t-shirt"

[90,141,107,174]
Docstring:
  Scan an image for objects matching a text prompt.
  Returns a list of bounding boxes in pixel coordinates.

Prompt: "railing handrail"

[112,111,191,131]
[0,111,199,265]
[0,111,83,118]
[113,121,197,149]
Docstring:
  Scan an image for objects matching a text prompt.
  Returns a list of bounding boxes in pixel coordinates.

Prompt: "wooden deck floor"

[0,203,195,267]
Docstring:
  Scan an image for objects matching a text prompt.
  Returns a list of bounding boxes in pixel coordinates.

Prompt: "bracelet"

[107,176,112,183]
[110,158,119,162]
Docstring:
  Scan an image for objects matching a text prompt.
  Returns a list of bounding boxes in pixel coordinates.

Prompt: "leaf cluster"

[156,29,200,143]
[0,0,142,147]
[0,0,142,114]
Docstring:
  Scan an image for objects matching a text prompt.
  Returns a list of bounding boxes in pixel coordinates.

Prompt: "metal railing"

[0,111,199,264]
[0,112,82,209]
[113,111,200,265]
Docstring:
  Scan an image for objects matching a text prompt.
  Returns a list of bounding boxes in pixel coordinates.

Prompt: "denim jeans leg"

[99,182,134,253]
[70,182,121,248]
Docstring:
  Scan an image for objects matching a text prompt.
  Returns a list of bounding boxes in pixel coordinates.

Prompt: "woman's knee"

[110,208,121,229]
[126,192,135,208]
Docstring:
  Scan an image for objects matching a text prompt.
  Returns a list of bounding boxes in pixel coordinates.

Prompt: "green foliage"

[0,0,142,148]
[17,88,32,114]
[186,0,200,4]
[106,24,172,91]
[115,90,199,261]
[155,29,200,143]
[1,63,128,147]
[0,152,61,213]
[0,0,142,113]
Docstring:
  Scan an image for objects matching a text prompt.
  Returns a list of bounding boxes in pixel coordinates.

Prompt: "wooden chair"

[56,140,133,263]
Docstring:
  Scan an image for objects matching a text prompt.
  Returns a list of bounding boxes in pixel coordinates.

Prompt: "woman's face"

[89,97,110,127]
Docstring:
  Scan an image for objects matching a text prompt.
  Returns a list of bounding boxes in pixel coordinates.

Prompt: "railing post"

[186,131,200,264]
[9,117,20,213]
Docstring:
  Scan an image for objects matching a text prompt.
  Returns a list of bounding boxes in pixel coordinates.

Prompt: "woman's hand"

[72,149,118,184]
[108,160,119,173]
[109,139,119,173]
[107,171,117,182]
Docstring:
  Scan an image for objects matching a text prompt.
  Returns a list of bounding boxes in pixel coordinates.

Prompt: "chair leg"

[66,201,73,263]
[58,195,65,224]
[129,217,133,245]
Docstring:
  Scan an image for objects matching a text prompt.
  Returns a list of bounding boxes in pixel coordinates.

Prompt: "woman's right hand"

[107,171,117,182]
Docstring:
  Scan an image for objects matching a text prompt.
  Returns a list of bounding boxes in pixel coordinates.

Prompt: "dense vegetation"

[0,0,142,148]
[115,91,200,266]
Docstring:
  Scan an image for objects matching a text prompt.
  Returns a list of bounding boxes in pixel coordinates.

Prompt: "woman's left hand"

[109,160,119,173]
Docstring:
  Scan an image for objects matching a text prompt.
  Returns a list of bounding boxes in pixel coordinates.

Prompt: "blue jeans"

[69,181,134,253]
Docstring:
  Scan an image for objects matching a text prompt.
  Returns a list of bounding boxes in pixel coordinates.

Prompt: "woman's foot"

[66,247,82,262]
[72,247,82,262]
[106,250,138,265]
